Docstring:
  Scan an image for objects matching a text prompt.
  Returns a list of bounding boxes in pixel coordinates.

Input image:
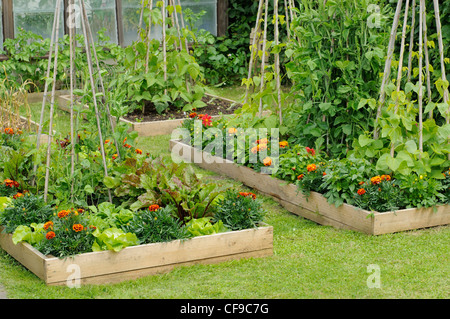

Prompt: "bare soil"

[123,95,241,122]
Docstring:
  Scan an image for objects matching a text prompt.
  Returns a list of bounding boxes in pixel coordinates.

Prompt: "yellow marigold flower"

[371,176,381,185]
[307,164,317,172]
[279,141,289,148]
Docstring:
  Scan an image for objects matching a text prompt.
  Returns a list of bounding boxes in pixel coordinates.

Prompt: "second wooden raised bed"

[169,139,450,235]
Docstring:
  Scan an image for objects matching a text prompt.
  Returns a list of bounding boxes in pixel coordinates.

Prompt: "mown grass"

[1,91,449,299]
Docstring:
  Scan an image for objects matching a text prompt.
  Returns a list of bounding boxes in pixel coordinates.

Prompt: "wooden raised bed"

[0,225,273,286]
[57,93,243,137]
[169,139,450,235]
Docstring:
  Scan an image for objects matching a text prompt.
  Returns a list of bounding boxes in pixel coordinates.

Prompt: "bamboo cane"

[244,0,264,105]
[421,1,432,119]
[390,0,411,157]
[374,0,403,140]
[432,0,450,160]
[79,0,121,161]
[176,0,189,55]
[259,0,269,117]
[274,0,282,125]
[69,0,76,200]
[79,0,112,202]
[32,0,59,183]
[170,0,183,51]
[144,0,154,75]
[162,0,168,96]
[418,0,424,155]
[407,0,416,82]
[43,0,63,202]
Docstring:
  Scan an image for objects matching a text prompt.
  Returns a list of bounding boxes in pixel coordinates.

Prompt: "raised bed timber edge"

[169,139,450,235]
[56,93,243,137]
[0,225,273,286]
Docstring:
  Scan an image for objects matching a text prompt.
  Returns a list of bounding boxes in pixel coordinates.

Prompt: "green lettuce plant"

[91,227,139,252]
[186,217,228,237]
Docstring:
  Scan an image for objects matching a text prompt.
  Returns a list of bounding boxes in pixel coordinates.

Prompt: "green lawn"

[1,91,449,299]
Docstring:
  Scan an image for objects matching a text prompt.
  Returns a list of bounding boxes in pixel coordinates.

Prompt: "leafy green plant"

[108,157,225,223]
[87,202,134,231]
[12,223,45,245]
[186,217,228,237]
[213,190,265,231]
[397,173,446,209]
[320,156,379,207]
[110,3,206,116]
[122,205,190,244]
[0,193,54,233]
[91,227,139,253]
[284,0,392,158]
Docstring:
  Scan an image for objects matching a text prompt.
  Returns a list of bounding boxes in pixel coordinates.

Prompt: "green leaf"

[358,135,373,147]
[404,140,417,154]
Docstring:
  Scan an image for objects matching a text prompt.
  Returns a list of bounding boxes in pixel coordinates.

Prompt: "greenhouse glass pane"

[13,0,64,40]
[79,0,118,44]
[180,0,217,36]
[122,0,162,47]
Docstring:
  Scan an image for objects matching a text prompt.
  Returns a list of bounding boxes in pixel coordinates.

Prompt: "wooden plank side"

[45,226,273,284]
[373,205,450,235]
[0,232,47,281]
[47,248,273,286]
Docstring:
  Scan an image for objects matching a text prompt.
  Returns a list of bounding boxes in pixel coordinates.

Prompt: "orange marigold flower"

[381,174,391,181]
[371,176,381,185]
[297,174,304,180]
[112,154,118,160]
[357,188,366,196]
[104,139,110,144]
[239,192,256,199]
[189,112,197,118]
[124,143,132,148]
[4,179,19,188]
[279,141,289,148]
[149,204,160,212]
[46,231,56,240]
[136,148,143,155]
[263,157,272,166]
[307,164,317,172]
[43,221,54,230]
[77,208,85,214]
[73,224,84,232]
[13,193,23,199]
[228,127,237,134]
[359,181,365,185]
[4,128,14,135]
[57,210,70,219]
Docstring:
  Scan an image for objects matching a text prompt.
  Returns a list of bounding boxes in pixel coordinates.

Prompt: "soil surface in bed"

[123,95,241,122]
